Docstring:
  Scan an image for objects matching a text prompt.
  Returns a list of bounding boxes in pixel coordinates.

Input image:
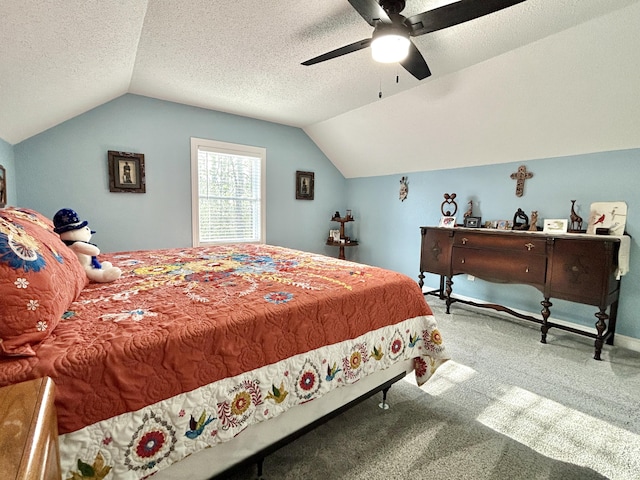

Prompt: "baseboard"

[423,288,640,355]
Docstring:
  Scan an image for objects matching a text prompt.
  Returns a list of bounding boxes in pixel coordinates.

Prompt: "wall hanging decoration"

[295,171,314,200]
[399,176,408,201]
[0,164,6,207]
[510,165,533,197]
[108,151,145,193]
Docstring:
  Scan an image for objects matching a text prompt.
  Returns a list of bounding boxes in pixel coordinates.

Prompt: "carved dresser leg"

[540,297,553,343]
[593,309,608,360]
[445,277,453,314]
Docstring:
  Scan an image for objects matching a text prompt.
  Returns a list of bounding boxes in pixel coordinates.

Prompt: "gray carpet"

[226,300,640,480]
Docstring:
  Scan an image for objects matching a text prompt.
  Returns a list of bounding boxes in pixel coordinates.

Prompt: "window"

[191,137,266,246]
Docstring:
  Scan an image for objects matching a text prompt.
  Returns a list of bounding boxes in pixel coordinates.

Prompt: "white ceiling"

[1,1,639,178]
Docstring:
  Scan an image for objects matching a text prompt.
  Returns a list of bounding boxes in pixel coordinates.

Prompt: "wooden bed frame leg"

[378,386,391,410]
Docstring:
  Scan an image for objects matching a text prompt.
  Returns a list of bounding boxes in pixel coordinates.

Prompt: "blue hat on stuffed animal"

[53,208,89,234]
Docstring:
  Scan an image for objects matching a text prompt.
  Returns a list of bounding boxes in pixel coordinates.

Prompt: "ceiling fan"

[302,0,527,80]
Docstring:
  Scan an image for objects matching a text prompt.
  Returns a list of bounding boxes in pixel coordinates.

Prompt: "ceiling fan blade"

[400,41,431,80]
[301,38,372,66]
[348,0,391,26]
[405,0,526,36]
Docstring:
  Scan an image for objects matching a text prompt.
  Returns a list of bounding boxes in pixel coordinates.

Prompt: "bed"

[0,207,449,479]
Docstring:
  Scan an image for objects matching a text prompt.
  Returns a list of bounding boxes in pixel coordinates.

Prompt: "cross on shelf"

[510,165,533,197]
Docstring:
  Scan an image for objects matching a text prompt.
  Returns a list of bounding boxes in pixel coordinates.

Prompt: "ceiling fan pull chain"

[379,78,383,99]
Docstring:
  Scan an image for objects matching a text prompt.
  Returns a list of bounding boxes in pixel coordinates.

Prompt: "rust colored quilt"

[0,244,439,436]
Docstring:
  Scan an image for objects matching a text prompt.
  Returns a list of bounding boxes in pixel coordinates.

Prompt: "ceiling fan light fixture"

[371,31,410,63]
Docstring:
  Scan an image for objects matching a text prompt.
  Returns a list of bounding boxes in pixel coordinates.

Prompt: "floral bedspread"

[0,243,448,479]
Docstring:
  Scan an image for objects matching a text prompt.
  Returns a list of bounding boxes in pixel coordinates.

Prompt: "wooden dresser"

[0,377,61,480]
[419,226,624,359]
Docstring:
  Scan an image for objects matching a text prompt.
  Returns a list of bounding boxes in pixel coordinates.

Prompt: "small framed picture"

[439,216,456,228]
[496,220,513,230]
[464,216,481,228]
[0,164,6,208]
[543,219,568,234]
[296,171,314,200]
[108,151,145,193]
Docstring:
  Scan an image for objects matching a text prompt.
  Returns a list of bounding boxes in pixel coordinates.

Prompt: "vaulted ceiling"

[1,1,639,177]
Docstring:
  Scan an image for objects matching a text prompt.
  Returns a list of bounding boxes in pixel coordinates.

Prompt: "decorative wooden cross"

[510,165,533,197]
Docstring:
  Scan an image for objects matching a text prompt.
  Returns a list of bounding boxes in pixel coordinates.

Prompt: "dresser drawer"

[454,232,548,254]
[452,247,547,286]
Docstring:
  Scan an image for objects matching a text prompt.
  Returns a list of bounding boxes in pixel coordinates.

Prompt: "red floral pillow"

[0,207,87,356]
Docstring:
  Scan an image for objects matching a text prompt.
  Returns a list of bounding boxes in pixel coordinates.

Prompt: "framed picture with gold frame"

[108,150,146,193]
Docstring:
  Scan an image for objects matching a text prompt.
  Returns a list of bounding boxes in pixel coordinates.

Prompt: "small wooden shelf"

[328,215,358,259]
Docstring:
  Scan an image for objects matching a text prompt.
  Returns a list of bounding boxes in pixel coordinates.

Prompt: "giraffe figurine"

[570,200,583,231]
[463,200,473,219]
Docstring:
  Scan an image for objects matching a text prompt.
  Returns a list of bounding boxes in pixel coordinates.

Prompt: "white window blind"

[191,138,266,245]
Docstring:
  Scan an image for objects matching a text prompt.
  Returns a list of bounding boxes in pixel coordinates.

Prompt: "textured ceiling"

[1,0,638,176]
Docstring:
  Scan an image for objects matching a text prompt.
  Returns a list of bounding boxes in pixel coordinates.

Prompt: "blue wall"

[13,94,347,255]
[0,138,16,206]
[11,97,639,342]
[347,150,640,340]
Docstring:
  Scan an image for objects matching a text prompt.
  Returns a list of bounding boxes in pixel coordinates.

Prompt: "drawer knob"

[525,243,535,251]
[526,267,529,273]
[462,237,468,245]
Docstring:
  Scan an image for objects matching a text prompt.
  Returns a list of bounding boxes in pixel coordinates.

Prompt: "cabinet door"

[420,228,453,276]
[548,238,619,306]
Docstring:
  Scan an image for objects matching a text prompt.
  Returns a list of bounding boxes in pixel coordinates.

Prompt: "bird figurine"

[185,411,214,439]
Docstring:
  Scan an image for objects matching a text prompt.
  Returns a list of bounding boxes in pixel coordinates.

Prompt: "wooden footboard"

[0,377,61,480]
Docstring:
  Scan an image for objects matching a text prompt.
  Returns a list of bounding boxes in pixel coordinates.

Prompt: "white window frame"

[190,137,266,246]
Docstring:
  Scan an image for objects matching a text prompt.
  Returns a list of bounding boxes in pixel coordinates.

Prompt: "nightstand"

[0,376,61,480]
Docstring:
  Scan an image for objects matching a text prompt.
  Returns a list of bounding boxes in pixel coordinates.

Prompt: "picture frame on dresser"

[464,216,481,228]
[439,216,456,228]
[543,218,568,234]
[496,220,512,230]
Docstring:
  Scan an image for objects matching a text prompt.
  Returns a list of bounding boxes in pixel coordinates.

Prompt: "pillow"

[0,207,87,356]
